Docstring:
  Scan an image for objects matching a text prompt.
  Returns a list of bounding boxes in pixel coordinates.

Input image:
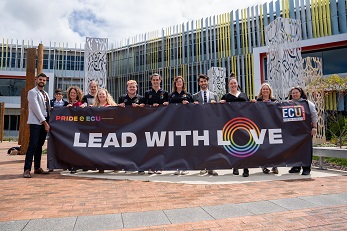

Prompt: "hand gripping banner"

[48,101,313,170]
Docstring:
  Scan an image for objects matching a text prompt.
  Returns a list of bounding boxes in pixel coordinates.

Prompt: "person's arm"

[28,89,46,123]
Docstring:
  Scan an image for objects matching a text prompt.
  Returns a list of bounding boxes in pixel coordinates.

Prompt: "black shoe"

[302,168,311,175]
[233,168,239,175]
[208,170,218,176]
[243,169,249,177]
[262,168,270,174]
[288,167,300,173]
[70,168,77,174]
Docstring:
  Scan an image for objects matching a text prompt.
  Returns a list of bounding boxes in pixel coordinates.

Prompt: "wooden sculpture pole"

[37,44,43,74]
[18,48,37,154]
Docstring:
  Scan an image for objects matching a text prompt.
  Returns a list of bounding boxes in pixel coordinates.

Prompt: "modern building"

[1,0,347,137]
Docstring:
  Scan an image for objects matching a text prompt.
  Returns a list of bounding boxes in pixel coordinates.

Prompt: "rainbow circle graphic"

[222,117,260,158]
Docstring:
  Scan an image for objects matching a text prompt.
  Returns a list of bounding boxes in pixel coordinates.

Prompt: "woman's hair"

[93,88,117,106]
[172,76,186,92]
[257,83,275,99]
[288,86,307,100]
[66,86,83,102]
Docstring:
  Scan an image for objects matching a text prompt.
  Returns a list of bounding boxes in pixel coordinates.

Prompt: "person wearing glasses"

[50,88,68,109]
[288,86,318,175]
[220,73,250,177]
[193,74,219,176]
[251,83,279,174]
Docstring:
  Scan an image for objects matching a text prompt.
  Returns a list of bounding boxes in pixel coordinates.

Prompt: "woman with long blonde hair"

[92,88,117,107]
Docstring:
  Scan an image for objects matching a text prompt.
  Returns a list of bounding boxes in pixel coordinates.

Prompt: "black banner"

[48,101,312,170]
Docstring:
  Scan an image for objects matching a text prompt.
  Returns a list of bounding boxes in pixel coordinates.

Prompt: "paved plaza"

[1,141,347,230]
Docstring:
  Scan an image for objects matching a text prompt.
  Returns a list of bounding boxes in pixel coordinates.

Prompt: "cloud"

[0,0,265,47]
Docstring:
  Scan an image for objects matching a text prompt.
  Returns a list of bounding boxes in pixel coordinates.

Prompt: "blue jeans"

[24,124,47,171]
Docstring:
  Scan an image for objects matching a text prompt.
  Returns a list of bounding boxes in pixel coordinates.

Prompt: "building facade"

[1,0,347,137]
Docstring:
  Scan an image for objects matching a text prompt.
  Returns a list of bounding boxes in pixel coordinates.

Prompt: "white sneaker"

[148,169,155,174]
[200,169,208,175]
[174,169,180,175]
[180,170,189,175]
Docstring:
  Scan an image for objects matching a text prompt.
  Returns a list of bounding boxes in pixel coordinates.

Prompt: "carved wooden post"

[38,44,43,74]
[18,48,36,154]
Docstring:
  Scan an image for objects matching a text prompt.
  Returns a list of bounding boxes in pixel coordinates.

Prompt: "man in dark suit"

[193,74,219,176]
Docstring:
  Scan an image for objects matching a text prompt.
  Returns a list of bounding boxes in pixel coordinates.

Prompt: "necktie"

[203,91,207,103]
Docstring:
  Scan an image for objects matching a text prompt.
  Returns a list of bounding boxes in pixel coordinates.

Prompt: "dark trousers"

[293,139,313,171]
[24,124,47,171]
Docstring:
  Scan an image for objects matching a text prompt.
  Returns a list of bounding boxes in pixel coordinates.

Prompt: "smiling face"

[69,89,77,101]
[199,78,208,91]
[229,78,238,93]
[127,82,137,95]
[151,75,161,89]
[97,90,107,104]
[261,85,270,99]
[36,76,47,89]
[175,77,183,90]
[291,88,301,101]
[89,82,98,96]
[55,92,63,101]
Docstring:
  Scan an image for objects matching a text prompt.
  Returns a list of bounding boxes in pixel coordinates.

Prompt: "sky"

[0,0,265,48]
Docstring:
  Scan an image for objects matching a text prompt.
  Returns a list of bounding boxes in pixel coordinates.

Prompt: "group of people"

[23,72,317,178]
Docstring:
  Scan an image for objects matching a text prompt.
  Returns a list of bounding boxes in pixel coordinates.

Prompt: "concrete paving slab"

[269,197,320,211]
[298,194,347,207]
[163,207,214,224]
[23,217,76,231]
[238,200,288,215]
[122,210,170,228]
[74,214,123,231]
[61,167,345,185]
[202,204,253,219]
[0,220,29,231]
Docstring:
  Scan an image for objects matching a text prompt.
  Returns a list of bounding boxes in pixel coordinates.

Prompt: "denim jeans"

[24,124,47,171]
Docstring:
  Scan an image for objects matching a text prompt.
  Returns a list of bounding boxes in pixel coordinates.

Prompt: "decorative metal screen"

[265,18,303,101]
[84,37,108,92]
[302,57,325,144]
[207,67,226,100]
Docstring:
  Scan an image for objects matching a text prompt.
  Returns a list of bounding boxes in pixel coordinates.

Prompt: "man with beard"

[23,73,50,178]
[193,74,219,176]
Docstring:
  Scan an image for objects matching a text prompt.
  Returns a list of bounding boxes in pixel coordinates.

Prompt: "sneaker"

[301,170,311,175]
[98,170,105,173]
[148,169,155,174]
[272,167,279,174]
[262,168,270,174]
[23,170,31,178]
[155,170,162,174]
[200,169,208,175]
[233,168,239,175]
[180,170,189,175]
[208,170,218,176]
[138,171,145,175]
[174,169,181,175]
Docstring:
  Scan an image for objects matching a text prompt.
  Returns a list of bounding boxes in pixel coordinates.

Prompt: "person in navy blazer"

[193,74,219,176]
[50,88,68,108]
[23,73,50,178]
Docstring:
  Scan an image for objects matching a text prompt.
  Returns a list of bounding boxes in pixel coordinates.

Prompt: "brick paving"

[1,141,347,230]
